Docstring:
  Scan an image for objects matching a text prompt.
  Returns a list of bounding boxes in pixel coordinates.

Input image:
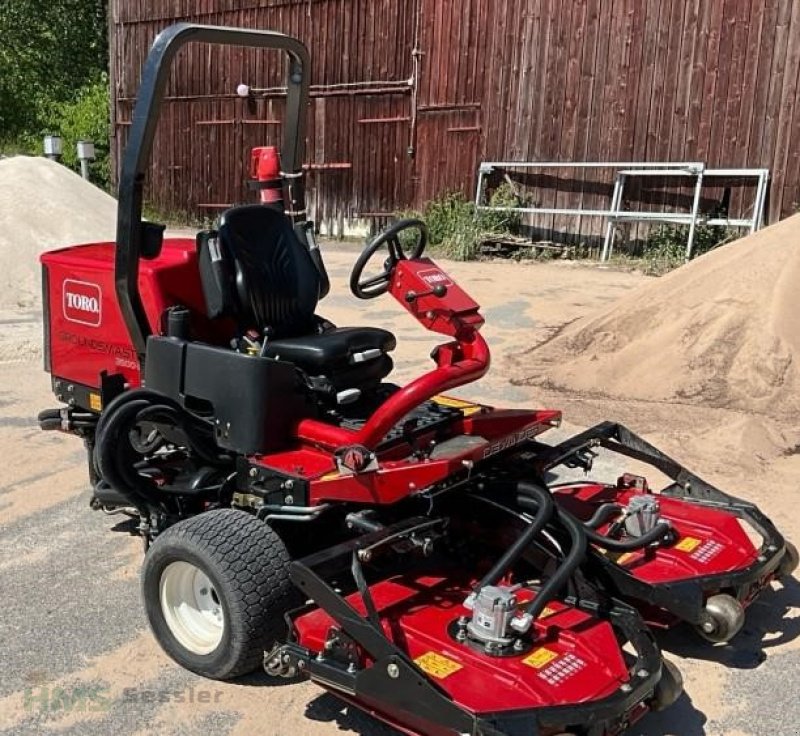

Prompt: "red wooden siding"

[110,0,800,234]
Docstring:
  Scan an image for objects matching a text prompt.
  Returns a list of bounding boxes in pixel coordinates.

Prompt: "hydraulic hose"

[95,399,157,513]
[585,502,623,529]
[38,407,97,432]
[564,501,670,549]
[582,518,672,551]
[474,481,554,591]
[93,389,231,513]
[516,492,587,622]
[134,403,224,466]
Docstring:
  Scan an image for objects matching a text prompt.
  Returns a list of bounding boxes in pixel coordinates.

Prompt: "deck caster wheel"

[779,541,798,578]
[695,594,745,643]
[651,659,683,711]
[142,509,297,680]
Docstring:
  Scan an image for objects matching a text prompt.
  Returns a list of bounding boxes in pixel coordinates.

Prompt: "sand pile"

[514,214,800,419]
[0,156,117,309]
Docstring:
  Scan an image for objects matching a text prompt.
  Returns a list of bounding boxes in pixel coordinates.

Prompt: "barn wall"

[110,0,800,235]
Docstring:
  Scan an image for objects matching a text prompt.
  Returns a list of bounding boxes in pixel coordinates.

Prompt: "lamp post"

[76,140,96,180]
[43,135,63,162]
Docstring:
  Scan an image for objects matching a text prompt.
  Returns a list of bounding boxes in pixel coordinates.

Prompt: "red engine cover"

[41,238,212,389]
[293,573,632,715]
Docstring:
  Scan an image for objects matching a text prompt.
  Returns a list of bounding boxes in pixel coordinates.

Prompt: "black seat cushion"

[199,206,397,393]
[206,205,322,337]
[263,327,396,373]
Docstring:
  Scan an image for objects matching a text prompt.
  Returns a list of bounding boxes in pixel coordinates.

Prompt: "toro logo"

[63,280,102,327]
[418,268,453,287]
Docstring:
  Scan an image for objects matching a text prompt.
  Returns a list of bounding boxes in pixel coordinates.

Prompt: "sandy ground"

[0,246,798,736]
[514,212,800,421]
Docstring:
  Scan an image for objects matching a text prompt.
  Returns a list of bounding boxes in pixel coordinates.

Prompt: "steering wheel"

[350,218,428,299]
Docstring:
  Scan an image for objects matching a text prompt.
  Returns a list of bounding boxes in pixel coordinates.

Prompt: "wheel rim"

[159,561,225,655]
[697,593,744,643]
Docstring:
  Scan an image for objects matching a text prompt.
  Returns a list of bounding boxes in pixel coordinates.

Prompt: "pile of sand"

[514,213,800,419]
[0,156,117,309]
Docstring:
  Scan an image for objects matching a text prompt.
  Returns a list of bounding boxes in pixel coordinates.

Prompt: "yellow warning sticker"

[537,605,557,619]
[89,393,102,412]
[522,647,559,670]
[676,536,702,553]
[414,651,463,679]
[431,395,483,415]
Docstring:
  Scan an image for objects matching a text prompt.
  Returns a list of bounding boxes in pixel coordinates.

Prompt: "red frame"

[43,241,562,506]
[266,257,561,505]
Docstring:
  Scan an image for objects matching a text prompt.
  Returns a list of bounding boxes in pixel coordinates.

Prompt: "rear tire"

[142,509,296,679]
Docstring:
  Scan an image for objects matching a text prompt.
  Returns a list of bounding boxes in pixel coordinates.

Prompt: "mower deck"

[482,422,788,631]
[276,518,663,736]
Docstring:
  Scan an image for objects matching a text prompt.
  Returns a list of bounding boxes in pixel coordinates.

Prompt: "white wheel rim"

[160,561,225,655]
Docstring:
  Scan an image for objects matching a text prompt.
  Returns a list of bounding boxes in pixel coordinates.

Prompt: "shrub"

[0,75,111,191]
[397,184,521,261]
[49,75,111,189]
[641,223,737,275]
[481,182,523,233]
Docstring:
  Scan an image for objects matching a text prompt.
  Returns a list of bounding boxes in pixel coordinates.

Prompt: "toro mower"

[37,22,795,735]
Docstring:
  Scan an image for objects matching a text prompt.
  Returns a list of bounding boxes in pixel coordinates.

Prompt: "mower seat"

[262,326,395,371]
[198,205,395,398]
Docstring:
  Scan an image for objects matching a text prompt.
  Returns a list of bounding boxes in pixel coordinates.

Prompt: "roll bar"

[115,23,311,359]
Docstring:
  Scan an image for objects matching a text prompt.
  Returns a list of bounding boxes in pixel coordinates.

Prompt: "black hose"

[474,481,554,591]
[38,407,97,431]
[553,500,669,550]
[93,388,233,514]
[94,388,194,442]
[516,493,587,621]
[94,399,157,513]
[585,502,623,529]
[134,403,223,466]
[582,518,672,551]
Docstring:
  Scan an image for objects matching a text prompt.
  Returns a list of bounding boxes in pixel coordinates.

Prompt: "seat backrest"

[199,205,321,337]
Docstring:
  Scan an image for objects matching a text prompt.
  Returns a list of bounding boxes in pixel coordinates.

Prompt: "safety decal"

[690,539,724,564]
[522,647,559,670]
[675,536,702,553]
[536,653,587,685]
[89,393,102,411]
[431,394,483,415]
[414,651,463,679]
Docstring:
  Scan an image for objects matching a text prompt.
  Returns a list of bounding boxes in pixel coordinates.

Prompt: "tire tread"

[143,509,295,679]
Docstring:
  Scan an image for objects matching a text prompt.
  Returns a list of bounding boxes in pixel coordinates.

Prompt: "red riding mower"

[38,23,795,736]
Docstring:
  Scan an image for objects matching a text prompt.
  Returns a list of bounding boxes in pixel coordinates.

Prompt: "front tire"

[142,509,296,679]
[779,540,799,578]
[694,593,745,643]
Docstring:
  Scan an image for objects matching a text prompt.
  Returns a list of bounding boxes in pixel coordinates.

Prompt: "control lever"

[404,283,448,303]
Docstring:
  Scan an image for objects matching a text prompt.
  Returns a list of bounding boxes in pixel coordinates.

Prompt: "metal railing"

[474,161,769,261]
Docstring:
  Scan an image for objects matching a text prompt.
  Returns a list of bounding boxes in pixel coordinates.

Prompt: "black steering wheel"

[350,218,428,299]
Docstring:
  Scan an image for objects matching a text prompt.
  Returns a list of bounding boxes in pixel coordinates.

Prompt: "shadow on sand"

[658,577,800,669]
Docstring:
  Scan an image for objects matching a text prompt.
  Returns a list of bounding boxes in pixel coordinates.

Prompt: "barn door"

[412,0,484,205]
[414,107,481,203]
